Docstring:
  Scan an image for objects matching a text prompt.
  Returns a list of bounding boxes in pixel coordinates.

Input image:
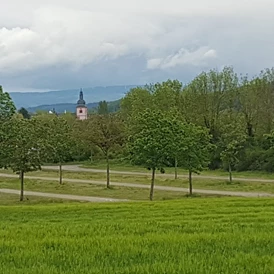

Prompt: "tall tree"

[219,115,246,183]
[120,86,154,126]
[128,109,175,200]
[153,80,182,114]
[39,116,73,184]
[182,67,238,140]
[5,117,44,201]
[0,86,16,120]
[179,124,213,195]
[83,113,125,188]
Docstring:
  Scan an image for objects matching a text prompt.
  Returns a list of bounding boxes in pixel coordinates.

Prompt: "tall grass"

[1,199,274,273]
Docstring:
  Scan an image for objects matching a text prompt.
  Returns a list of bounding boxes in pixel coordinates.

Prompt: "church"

[76,89,88,120]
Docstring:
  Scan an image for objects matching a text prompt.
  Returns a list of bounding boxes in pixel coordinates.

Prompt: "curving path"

[0,173,274,198]
[42,165,274,183]
[0,188,128,202]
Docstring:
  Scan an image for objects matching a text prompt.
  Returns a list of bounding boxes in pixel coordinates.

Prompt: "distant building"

[76,89,88,120]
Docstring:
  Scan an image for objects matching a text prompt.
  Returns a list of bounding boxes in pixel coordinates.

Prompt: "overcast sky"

[1,0,274,92]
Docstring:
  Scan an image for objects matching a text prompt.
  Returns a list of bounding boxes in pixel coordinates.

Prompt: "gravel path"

[43,165,274,183]
[0,188,128,202]
[0,173,273,198]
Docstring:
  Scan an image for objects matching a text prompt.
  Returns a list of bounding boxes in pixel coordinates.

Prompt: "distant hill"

[9,85,137,109]
[27,100,121,114]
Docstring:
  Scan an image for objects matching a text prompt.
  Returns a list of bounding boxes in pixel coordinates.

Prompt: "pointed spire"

[77,88,86,106]
[79,88,83,100]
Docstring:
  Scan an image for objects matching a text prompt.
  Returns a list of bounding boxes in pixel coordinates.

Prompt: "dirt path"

[0,173,273,198]
[43,165,274,183]
[0,188,128,202]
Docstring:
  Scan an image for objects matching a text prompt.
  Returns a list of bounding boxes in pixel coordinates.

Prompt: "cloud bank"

[0,0,274,91]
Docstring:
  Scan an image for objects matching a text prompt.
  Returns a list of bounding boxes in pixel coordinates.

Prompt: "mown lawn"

[0,192,75,206]
[80,159,274,179]
[1,199,274,273]
[1,168,274,195]
[0,178,219,203]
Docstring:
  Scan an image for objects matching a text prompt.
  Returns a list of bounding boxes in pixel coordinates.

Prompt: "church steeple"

[77,88,86,107]
[76,88,88,120]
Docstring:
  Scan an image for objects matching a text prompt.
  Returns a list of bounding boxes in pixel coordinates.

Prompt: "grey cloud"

[0,0,274,91]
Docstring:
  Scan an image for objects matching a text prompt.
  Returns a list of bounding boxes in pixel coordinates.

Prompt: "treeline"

[121,66,274,173]
[1,66,274,201]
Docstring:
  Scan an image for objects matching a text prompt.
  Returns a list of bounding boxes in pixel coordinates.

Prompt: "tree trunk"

[149,167,156,201]
[90,149,93,163]
[175,157,178,180]
[59,163,63,185]
[189,169,193,196]
[20,170,24,201]
[228,163,232,183]
[106,153,110,188]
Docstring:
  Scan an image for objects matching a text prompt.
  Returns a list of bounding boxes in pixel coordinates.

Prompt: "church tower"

[76,89,88,120]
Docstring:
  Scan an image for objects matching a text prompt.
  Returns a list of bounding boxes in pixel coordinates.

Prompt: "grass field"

[0,192,74,206]
[1,198,274,273]
[0,177,219,204]
[1,168,274,195]
[80,159,274,179]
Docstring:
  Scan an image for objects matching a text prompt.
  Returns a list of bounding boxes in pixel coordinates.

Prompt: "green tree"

[5,117,44,201]
[219,116,246,183]
[179,124,213,195]
[182,67,238,140]
[18,107,31,119]
[128,109,176,200]
[153,80,182,114]
[40,116,73,184]
[83,114,125,188]
[98,100,109,115]
[120,86,154,126]
[0,86,16,120]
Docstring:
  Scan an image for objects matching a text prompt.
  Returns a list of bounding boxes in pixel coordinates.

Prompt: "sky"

[0,0,274,92]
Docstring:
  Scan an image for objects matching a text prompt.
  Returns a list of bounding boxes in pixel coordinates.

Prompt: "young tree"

[5,117,44,201]
[83,113,125,188]
[40,116,73,184]
[219,117,246,183]
[128,109,176,200]
[179,124,213,196]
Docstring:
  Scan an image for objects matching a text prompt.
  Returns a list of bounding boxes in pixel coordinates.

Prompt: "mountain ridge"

[27,99,121,114]
[9,85,138,109]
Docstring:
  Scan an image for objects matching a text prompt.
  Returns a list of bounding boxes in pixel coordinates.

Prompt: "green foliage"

[5,117,43,174]
[0,86,16,120]
[82,113,125,187]
[128,109,179,199]
[98,100,109,114]
[179,123,213,174]
[18,107,31,119]
[182,67,238,138]
[128,109,174,170]
[39,116,73,164]
[1,199,274,273]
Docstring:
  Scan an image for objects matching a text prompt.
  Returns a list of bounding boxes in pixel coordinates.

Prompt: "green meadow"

[1,198,274,273]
